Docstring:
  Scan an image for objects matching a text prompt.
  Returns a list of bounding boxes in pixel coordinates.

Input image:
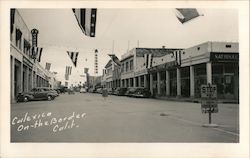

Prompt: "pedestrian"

[102,86,108,101]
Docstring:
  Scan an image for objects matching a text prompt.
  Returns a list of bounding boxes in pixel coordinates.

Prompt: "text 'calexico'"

[11,112,86,133]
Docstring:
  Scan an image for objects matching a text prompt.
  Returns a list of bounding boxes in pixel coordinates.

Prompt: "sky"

[18,8,238,86]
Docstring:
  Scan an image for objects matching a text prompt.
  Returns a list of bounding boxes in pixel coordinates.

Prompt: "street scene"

[10,8,240,143]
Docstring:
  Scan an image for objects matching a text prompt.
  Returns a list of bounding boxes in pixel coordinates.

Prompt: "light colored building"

[148,41,239,100]
[120,47,181,91]
[102,58,121,91]
[10,9,53,103]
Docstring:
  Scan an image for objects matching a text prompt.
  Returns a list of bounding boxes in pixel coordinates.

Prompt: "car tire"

[47,95,52,101]
[23,96,29,102]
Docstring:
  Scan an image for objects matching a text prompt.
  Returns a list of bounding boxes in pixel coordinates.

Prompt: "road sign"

[201,84,217,98]
[201,99,218,113]
[200,83,218,125]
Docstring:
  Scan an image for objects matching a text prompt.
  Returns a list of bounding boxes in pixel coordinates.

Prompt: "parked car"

[17,87,57,102]
[113,88,127,96]
[130,88,151,98]
[80,88,86,93]
[108,88,114,95]
[96,88,102,94]
[125,87,137,97]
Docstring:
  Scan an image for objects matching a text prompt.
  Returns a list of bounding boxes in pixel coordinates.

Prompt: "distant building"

[10,9,53,103]
[102,57,121,90]
[120,47,181,91]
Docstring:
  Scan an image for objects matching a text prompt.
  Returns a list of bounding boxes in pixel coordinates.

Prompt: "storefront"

[210,53,239,100]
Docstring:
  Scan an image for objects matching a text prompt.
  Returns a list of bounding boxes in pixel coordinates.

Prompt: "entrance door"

[224,73,234,99]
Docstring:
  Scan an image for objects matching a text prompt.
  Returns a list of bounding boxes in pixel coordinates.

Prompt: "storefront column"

[150,74,153,95]
[124,79,126,87]
[190,66,195,98]
[144,75,147,88]
[128,78,131,87]
[206,62,212,84]
[20,63,23,92]
[120,80,123,88]
[138,76,142,87]
[157,72,161,95]
[166,70,170,96]
[133,77,136,87]
[11,57,15,102]
[177,68,181,97]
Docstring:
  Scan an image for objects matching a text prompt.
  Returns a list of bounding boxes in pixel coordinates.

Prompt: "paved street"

[11,93,239,142]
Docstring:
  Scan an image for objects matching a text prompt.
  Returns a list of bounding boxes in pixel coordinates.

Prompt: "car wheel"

[23,97,29,102]
[47,95,52,101]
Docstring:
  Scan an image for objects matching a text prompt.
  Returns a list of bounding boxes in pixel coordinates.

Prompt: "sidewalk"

[155,96,239,104]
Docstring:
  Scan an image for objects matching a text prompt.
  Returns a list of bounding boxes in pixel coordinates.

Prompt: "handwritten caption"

[11,112,86,133]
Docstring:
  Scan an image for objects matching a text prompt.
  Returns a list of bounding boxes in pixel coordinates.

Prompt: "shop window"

[180,67,190,97]
[194,64,207,97]
[169,69,177,96]
[212,64,223,74]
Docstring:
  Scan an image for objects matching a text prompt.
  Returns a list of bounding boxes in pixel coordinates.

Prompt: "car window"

[31,88,36,92]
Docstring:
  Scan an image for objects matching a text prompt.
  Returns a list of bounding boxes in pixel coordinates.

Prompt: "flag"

[175,8,200,24]
[10,9,15,34]
[45,62,51,71]
[144,54,153,69]
[108,54,121,66]
[65,74,69,80]
[65,66,72,76]
[67,51,79,67]
[31,46,43,62]
[72,8,97,37]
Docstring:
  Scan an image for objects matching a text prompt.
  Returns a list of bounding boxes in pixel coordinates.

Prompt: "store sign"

[210,53,239,62]
[31,29,39,47]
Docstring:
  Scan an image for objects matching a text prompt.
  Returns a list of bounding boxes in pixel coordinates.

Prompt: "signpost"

[201,83,219,127]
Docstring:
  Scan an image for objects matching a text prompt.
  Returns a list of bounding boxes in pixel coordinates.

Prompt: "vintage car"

[130,88,151,98]
[17,87,58,102]
[113,88,128,96]
[124,87,137,97]
[80,88,87,93]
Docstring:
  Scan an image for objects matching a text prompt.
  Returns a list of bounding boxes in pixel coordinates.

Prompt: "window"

[126,62,129,72]
[130,60,133,70]
[226,45,231,48]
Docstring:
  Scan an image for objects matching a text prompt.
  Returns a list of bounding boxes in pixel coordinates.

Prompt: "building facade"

[120,47,181,92]
[10,9,52,103]
[103,58,121,90]
[148,41,239,100]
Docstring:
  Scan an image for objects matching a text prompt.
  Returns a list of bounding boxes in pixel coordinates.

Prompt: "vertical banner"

[94,49,98,74]
[31,28,39,47]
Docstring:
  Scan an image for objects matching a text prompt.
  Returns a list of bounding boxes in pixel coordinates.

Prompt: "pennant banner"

[31,46,43,62]
[65,66,72,76]
[65,74,69,80]
[10,9,15,34]
[45,62,51,71]
[144,54,153,69]
[67,51,79,67]
[175,8,200,24]
[72,8,97,37]
[108,54,121,66]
